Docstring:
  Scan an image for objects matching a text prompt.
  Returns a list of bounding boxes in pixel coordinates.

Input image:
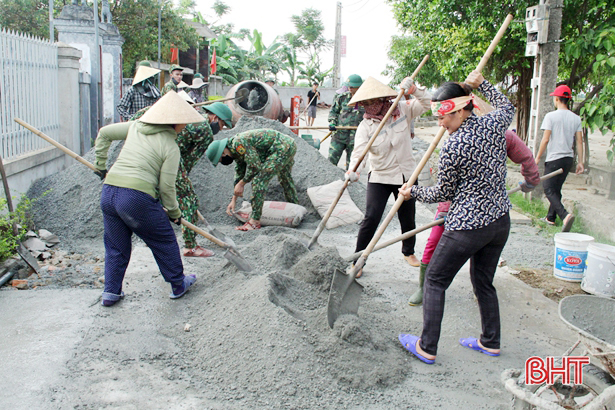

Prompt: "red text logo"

[525,356,590,385]
[564,256,582,265]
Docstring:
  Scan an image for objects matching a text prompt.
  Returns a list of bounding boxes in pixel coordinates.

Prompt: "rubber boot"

[408,262,428,306]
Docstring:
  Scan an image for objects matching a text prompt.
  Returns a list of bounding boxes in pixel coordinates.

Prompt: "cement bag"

[307,180,364,229]
[234,201,308,227]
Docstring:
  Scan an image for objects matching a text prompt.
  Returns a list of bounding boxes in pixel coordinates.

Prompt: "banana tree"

[245,29,286,80]
[279,33,304,86]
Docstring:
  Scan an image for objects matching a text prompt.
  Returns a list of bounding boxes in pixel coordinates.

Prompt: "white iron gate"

[0,28,60,160]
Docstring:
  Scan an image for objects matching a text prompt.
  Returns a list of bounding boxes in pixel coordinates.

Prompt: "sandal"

[170,274,197,299]
[399,334,435,364]
[101,291,124,307]
[236,221,261,231]
[562,214,575,232]
[541,217,555,226]
[459,337,500,357]
[183,246,215,258]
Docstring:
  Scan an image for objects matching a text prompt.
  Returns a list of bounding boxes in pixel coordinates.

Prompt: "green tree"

[279,33,304,86]
[0,0,65,40]
[386,0,615,162]
[290,8,332,66]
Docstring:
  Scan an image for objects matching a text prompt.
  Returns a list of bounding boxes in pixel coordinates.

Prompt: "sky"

[193,0,403,86]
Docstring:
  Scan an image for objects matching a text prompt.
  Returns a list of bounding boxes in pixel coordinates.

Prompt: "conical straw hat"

[177,80,189,89]
[473,94,494,116]
[347,76,397,105]
[177,90,195,104]
[139,90,204,125]
[132,66,161,85]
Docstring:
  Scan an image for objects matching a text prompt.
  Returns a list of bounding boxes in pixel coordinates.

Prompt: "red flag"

[210,48,217,75]
[170,46,179,64]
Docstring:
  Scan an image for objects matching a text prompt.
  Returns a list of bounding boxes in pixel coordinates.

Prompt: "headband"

[431,95,474,116]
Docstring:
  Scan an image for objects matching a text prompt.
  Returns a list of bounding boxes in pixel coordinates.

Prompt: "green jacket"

[95,121,181,219]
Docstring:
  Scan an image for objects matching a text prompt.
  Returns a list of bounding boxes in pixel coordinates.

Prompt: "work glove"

[399,77,414,92]
[169,216,182,226]
[519,181,536,193]
[344,171,360,183]
[329,124,337,132]
[436,211,448,221]
[96,169,107,180]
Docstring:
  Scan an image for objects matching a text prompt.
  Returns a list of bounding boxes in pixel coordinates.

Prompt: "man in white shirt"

[535,84,585,232]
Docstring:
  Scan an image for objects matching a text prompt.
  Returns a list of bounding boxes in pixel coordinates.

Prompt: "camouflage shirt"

[328,91,365,130]
[161,80,177,96]
[229,129,296,185]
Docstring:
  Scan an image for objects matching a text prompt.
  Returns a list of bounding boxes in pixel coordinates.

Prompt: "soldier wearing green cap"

[162,64,184,96]
[129,101,233,256]
[328,74,365,169]
[206,129,298,231]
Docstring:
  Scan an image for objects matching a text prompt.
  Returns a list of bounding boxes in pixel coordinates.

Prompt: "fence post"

[57,43,82,161]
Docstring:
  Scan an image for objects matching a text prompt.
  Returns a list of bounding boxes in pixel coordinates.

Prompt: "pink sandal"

[236,221,261,231]
[183,246,215,258]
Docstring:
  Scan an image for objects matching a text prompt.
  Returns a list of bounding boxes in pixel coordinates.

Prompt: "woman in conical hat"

[94,91,205,307]
[116,64,162,121]
[345,75,431,277]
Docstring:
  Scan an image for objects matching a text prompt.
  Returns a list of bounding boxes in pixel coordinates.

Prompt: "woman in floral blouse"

[397,71,515,364]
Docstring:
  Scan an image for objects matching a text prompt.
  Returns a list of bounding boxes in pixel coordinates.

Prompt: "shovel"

[0,156,41,277]
[195,210,242,255]
[180,218,252,272]
[327,14,514,328]
[193,88,249,107]
[14,119,252,272]
[309,54,430,250]
[342,169,563,262]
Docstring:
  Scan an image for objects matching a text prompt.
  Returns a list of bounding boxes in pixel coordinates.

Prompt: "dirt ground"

[1,107,608,409]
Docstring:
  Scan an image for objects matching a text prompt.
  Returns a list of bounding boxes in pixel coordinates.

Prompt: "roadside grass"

[509,192,615,246]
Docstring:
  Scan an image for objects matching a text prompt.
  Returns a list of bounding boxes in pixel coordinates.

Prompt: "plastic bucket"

[553,233,594,282]
[581,243,615,298]
[300,134,319,149]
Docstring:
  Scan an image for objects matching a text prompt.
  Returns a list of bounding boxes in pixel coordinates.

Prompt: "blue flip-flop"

[101,291,124,307]
[459,337,500,357]
[170,274,197,299]
[399,334,435,364]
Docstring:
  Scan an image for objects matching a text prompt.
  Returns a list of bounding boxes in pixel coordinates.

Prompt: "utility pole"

[158,0,162,89]
[49,0,54,41]
[332,2,342,88]
[525,0,563,199]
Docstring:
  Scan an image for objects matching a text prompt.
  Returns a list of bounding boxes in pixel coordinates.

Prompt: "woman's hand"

[398,183,412,201]
[464,71,484,89]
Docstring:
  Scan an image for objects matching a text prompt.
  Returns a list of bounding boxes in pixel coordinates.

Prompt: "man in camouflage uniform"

[131,99,234,256]
[328,74,365,169]
[161,64,183,96]
[206,129,298,231]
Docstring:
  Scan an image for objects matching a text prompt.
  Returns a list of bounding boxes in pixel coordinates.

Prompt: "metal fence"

[0,28,59,160]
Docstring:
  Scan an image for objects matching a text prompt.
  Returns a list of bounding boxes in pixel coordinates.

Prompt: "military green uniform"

[328,91,365,169]
[229,129,298,220]
[161,80,177,96]
[131,107,213,249]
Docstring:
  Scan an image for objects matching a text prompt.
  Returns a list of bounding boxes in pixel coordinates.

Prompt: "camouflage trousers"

[251,142,298,221]
[176,161,199,249]
[328,133,355,170]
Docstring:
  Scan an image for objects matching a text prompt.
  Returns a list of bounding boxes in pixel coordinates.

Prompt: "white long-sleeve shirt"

[349,87,431,185]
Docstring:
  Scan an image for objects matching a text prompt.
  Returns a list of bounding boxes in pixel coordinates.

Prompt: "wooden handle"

[320,131,334,143]
[506,168,564,195]
[354,16,512,267]
[14,118,101,173]
[180,218,229,248]
[288,126,357,130]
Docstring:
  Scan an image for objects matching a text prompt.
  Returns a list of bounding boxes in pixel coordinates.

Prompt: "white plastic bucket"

[581,243,615,298]
[553,233,594,282]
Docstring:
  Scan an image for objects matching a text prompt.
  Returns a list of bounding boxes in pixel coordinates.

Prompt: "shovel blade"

[327,268,364,328]
[223,249,252,272]
[16,241,40,275]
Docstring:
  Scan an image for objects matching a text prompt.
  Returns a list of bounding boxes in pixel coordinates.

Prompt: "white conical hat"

[139,90,204,125]
[473,94,494,116]
[347,76,398,105]
[177,90,194,104]
[177,80,189,89]
[132,66,161,85]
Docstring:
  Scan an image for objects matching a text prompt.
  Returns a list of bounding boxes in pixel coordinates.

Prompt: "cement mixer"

[225,80,288,124]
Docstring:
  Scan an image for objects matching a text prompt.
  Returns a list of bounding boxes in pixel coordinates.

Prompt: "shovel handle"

[180,218,229,248]
[320,131,334,143]
[351,15,513,272]
[506,168,564,195]
[14,118,102,174]
[288,126,357,130]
